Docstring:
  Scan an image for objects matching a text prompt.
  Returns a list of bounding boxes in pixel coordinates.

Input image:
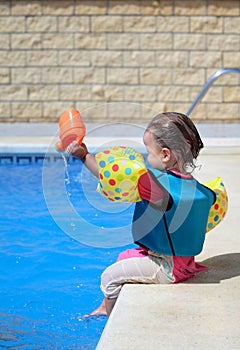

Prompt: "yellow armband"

[204,177,228,232]
[95,146,147,203]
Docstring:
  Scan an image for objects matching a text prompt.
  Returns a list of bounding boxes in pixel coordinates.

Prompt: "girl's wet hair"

[146,112,204,171]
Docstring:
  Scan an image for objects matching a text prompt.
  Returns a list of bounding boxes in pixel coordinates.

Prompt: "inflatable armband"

[204,177,228,232]
[96,146,147,203]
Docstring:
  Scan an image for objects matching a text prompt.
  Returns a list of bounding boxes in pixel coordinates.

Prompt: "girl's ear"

[161,147,171,164]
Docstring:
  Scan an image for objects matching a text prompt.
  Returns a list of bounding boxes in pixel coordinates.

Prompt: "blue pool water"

[0,159,134,349]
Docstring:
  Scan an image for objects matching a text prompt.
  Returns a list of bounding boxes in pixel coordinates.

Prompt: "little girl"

[67,112,215,317]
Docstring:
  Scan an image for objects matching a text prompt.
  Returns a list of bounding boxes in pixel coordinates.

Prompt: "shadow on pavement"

[185,253,240,284]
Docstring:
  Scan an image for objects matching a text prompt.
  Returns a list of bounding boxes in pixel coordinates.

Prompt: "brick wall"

[0,0,239,123]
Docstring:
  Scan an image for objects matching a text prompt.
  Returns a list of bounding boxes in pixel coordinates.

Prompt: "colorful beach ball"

[204,177,228,233]
[95,146,147,203]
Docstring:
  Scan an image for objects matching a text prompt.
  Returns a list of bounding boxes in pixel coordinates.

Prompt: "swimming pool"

[0,158,134,349]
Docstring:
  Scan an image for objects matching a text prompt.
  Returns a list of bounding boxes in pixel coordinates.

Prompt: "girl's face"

[143,130,168,170]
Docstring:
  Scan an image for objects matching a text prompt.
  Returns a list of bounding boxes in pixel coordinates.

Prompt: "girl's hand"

[66,141,89,161]
[66,141,99,178]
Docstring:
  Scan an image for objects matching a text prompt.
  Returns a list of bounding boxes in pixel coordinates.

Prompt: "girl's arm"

[66,141,99,178]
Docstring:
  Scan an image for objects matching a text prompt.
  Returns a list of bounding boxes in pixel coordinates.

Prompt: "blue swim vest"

[132,170,215,257]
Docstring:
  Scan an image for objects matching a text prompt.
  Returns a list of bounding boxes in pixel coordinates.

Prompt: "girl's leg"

[104,297,117,317]
[101,256,172,316]
[89,249,147,316]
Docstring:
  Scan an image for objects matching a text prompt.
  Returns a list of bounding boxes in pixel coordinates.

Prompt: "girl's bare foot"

[82,300,107,318]
[90,302,107,317]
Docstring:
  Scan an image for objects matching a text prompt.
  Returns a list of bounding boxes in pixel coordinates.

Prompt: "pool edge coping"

[0,136,240,155]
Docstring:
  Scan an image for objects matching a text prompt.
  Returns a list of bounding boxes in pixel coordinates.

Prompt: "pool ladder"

[186,68,240,117]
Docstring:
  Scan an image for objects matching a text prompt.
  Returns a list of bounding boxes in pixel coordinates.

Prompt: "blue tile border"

[0,153,77,165]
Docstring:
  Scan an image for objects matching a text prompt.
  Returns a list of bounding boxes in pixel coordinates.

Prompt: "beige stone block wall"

[0,0,239,123]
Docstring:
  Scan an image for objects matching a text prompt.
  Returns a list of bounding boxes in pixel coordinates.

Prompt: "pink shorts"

[118,247,148,260]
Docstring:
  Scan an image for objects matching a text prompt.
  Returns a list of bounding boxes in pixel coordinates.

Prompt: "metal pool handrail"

[186,68,240,116]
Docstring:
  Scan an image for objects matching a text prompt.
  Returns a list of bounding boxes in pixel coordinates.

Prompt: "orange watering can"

[56,110,86,152]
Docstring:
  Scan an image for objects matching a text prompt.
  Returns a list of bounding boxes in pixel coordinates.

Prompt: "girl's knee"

[100,267,122,299]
